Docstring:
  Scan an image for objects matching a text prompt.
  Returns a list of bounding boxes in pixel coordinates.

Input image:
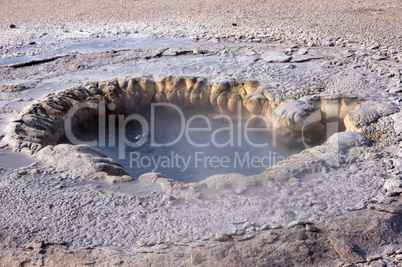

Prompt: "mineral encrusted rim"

[3,75,399,183]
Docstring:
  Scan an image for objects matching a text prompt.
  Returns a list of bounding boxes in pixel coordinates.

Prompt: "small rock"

[285,64,296,69]
[242,221,255,229]
[162,48,178,56]
[246,226,256,232]
[384,245,398,255]
[323,41,335,47]
[262,51,292,63]
[33,241,44,249]
[9,24,16,29]
[389,86,402,94]
[369,44,380,50]
[260,224,270,231]
[215,233,230,242]
[367,255,382,261]
[190,36,199,42]
[372,54,386,61]
[383,178,402,196]
[327,132,371,148]
[305,224,320,232]
[236,229,246,235]
[287,220,299,228]
[236,233,255,241]
[270,222,282,229]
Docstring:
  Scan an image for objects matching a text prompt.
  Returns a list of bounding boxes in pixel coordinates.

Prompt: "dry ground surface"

[0,0,401,50]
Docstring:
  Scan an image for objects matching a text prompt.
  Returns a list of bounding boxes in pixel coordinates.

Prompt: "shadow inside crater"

[61,103,341,183]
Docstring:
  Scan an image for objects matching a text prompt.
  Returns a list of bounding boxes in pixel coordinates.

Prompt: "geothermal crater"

[4,75,374,183]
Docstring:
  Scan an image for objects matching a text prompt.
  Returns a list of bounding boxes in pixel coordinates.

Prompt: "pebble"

[242,221,255,229]
[9,24,16,29]
[190,36,199,42]
[371,54,386,61]
[369,44,380,50]
[323,41,335,47]
[270,222,282,229]
[285,64,296,69]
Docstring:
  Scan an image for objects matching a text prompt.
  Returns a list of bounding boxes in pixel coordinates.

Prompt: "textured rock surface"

[272,100,322,131]
[327,132,371,148]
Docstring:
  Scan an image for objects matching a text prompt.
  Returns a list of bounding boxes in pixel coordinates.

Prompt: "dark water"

[70,105,319,182]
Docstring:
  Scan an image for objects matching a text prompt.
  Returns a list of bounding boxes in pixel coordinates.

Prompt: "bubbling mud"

[4,75,393,183]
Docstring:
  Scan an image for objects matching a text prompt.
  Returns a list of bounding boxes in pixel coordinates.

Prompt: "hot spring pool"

[71,104,326,182]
